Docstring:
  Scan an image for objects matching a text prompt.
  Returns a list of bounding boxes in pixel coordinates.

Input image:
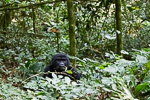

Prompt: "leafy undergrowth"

[1,48,150,100]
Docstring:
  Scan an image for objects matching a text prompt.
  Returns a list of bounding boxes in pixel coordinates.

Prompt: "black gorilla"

[43,53,80,80]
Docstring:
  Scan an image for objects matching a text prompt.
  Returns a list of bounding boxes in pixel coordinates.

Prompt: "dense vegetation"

[0,0,150,100]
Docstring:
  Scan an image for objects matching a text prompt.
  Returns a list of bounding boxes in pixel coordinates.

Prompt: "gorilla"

[43,53,80,80]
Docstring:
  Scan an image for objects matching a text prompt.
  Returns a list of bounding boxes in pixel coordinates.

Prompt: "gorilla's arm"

[68,67,80,80]
[43,65,52,78]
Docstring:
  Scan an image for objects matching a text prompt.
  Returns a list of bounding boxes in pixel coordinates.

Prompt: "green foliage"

[23,76,100,100]
[135,82,149,95]
[1,49,150,99]
[1,0,150,100]
[19,58,45,79]
[0,78,29,100]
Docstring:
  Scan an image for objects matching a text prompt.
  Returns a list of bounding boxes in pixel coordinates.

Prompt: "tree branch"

[0,0,63,11]
[23,71,76,82]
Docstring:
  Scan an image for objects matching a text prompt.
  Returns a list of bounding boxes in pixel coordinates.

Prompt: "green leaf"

[99,65,105,69]
[101,77,113,85]
[145,61,150,69]
[134,82,149,95]
[143,74,150,83]
[65,77,71,85]
[127,5,139,12]
[66,70,72,74]
[25,60,30,68]
[37,92,45,96]
[5,0,10,3]
[142,48,150,52]
[136,55,148,64]
[131,7,139,10]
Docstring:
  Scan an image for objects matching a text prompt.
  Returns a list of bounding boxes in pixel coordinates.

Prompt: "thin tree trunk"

[67,0,76,67]
[32,7,36,34]
[115,0,123,55]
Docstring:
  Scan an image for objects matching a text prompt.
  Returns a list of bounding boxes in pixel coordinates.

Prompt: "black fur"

[43,53,80,80]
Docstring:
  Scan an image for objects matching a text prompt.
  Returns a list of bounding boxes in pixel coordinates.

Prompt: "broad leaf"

[135,82,149,95]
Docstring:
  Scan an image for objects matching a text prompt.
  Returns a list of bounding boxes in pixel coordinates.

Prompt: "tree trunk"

[0,10,12,49]
[67,0,76,67]
[115,0,123,55]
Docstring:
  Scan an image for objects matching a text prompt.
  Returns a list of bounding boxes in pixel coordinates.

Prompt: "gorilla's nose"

[60,62,65,67]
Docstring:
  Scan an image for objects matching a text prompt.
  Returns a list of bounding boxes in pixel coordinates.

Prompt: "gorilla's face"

[51,53,70,72]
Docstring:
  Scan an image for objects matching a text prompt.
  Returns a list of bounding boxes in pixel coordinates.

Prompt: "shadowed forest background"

[0,0,150,100]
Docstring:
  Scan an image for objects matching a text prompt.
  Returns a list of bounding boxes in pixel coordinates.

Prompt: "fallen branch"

[23,71,76,82]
